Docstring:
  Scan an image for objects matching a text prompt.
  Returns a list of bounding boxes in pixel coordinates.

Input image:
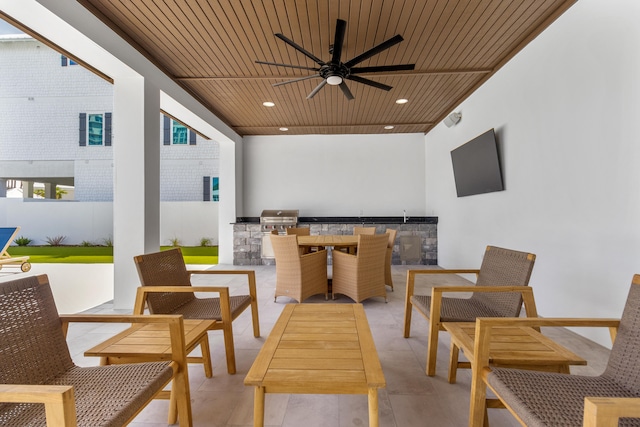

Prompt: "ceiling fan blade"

[347,74,393,91]
[275,33,325,65]
[273,74,321,87]
[255,60,320,71]
[339,81,354,100]
[331,19,347,64]
[350,64,415,74]
[344,34,404,68]
[307,80,327,99]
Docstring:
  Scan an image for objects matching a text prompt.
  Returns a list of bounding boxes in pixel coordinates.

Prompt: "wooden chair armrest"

[430,286,539,318]
[475,317,620,329]
[583,397,640,427]
[59,313,184,324]
[0,384,77,426]
[59,313,186,338]
[405,269,480,300]
[408,269,481,275]
[186,269,258,303]
[134,285,230,294]
[133,286,232,323]
[473,316,620,374]
[430,285,531,294]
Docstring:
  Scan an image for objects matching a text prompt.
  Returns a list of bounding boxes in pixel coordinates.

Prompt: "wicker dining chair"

[332,233,389,303]
[353,226,376,235]
[384,229,398,290]
[335,225,377,254]
[133,248,260,375]
[469,274,640,427]
[403,245,538,376]
[271,234,329,302]
[286,226,314,254]
[0,274,192,427]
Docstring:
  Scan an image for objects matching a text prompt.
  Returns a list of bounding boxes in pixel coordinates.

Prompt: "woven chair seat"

[1,275,188,426]
[0,362,173,427]
[487,368,640,427]
[171,294,252,320]
[133,248,260,375]
[469,276,640,426]
[403,245,537,377]
[411,295,504,322]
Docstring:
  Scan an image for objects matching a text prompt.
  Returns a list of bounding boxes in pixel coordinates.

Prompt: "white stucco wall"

[425,0,640,345]
[0,198,218,246]
[243,133,426,217]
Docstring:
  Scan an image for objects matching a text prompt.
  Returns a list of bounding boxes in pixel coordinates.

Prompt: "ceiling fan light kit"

[257,19,415,101]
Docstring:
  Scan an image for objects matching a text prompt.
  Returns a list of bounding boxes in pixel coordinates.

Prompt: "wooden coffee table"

[442,322,586,384]
[244,303,386,427]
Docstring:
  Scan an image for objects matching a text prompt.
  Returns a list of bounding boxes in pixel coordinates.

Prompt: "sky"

[0,19,23,35]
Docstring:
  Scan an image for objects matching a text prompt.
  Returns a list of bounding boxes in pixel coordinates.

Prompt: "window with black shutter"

[79,113,86,146]
[104,112,112,146]
[203,176,211,201]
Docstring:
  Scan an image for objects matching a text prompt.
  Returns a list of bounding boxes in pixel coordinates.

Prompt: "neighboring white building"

[0,34,220,202]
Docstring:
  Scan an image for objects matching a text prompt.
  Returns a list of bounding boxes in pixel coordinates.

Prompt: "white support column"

[112,76,160,309]
[25,181,34,198]
[44,182,56,199]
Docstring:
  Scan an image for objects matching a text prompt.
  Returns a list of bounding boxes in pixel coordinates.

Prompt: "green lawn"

[6,246,218,264]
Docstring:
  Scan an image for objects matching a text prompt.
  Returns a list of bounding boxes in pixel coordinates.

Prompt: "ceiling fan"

[256,19,415,100]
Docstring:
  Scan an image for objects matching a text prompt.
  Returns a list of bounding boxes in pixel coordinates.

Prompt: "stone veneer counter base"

[233,217,437,266]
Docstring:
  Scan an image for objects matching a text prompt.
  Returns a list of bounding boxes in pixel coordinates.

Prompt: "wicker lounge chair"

[403,245,538,376]
[469,274,640,427]
[332,233,389,303]
[384,229,397,290]
[271,234,328,302]
[0,274,192,426]
[133,248,260,375]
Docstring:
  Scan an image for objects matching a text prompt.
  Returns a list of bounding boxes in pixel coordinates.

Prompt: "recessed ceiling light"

[395,98,408,104]
[279,127,289,131]
[384,125,394,130]
[263,101,275,107]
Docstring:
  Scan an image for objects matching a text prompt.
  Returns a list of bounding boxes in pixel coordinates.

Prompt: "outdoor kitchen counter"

[232,217,438,266]
[234,216,437,224]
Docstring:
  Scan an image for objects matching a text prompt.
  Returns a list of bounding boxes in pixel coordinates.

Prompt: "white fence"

[0,198,219,246]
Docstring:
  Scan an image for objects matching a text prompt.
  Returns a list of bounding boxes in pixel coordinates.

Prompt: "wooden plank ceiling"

[78,0,577,136]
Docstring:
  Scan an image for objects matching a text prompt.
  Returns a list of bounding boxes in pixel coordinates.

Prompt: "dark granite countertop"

[234,216,437,224]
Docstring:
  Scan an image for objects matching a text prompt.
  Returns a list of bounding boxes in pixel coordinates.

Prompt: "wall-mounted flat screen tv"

[450,128,504,197]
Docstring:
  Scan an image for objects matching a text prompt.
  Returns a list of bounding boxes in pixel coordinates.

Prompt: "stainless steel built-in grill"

[260,210,299,259]
[260,210,299,233]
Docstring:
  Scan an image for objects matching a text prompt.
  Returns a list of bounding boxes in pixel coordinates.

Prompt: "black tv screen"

[450,129,504,197]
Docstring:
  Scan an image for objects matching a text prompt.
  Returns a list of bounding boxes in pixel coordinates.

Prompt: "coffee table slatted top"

[245,303,385,394]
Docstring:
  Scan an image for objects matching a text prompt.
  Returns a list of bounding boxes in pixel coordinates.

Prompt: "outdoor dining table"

[296,234,359,251]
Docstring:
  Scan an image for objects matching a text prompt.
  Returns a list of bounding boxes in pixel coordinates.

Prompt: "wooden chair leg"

[448,343,460,384]
[426,320,440,376]
[222,323,237,374]
[201,335,213,378]
[250,302,260,338]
